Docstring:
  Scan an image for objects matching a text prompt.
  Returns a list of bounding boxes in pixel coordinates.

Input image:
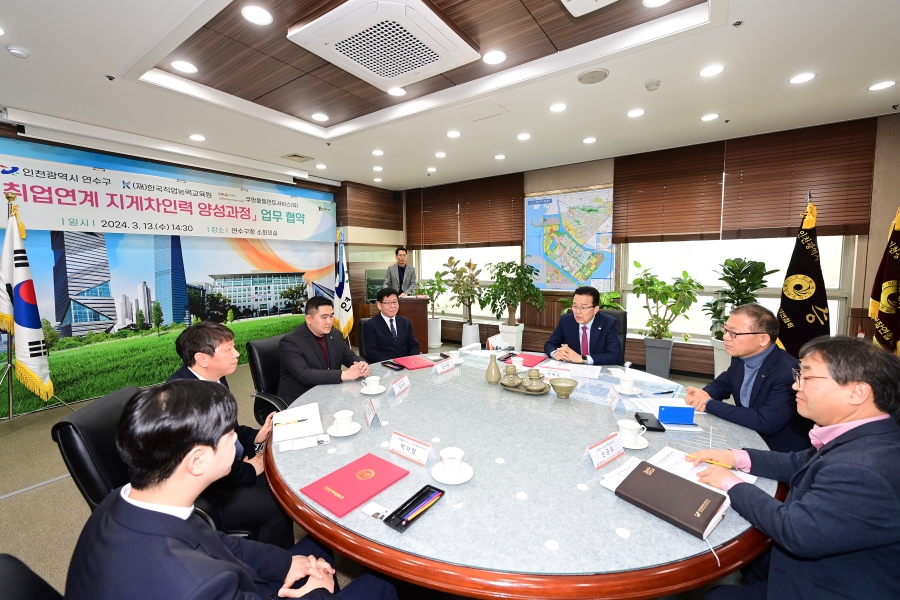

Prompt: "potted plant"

[631,261,704,378]
[441,257,484,347]
[702,258,778,376]
[480,261,545,352]
[559,291,625,315]
[416,272,449,349]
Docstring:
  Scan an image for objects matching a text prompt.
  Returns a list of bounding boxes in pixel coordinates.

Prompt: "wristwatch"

[254,441,266,454]
[581,355,588,363]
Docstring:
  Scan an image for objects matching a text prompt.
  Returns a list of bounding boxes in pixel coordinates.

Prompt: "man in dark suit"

[278,296,369,401]
[544,286,623,365]
[692,336,900,600]
[685,304,812,452]
[362,287,421,363]
[65,380,397,600]
[167,321,291,548]
[382,247,417,296]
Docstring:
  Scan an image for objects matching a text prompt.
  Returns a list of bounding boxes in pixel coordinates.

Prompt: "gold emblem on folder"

[356,469,375,480]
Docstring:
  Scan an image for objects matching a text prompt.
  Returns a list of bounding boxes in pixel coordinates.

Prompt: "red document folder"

[300,453,409,517]
[504,354,547,368]
[392,355,436,370]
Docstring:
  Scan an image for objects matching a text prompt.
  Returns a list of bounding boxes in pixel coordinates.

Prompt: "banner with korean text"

[0,154,335,242]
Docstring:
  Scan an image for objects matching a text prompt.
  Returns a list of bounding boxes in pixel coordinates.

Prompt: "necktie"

[581,325,588,356]
[390,318,398,342]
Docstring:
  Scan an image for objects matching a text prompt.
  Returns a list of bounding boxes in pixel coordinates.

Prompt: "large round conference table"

[267,352,784,599]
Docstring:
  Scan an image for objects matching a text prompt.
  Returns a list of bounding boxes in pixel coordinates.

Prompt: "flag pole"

[4,194,12,421]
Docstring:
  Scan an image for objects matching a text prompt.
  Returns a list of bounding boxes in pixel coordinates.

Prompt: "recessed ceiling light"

[171,60,197,73]
[517,133,531,141]
[483,51,507,65]
[700,64,724,77]
[435,152,446,158]
[372,150,384,156]
[789,72,816,84]
[388,87,407,96]
[550,103,567,112]
[869,81,896,91]
[7,45,30,59]
[627,109,645,117]
[701,113,720,121]
[642,0,672,6]
[0,27,5,36]
[316,164,326,169]
[373,166,383,172]
[495,154,506,160]
[583,137,596,144]
[311,113,329,122]
[447,130,460,138]
[189,134,205,141]
[241,6,273,25]
[374,178,383,182]
[427,167,437,172]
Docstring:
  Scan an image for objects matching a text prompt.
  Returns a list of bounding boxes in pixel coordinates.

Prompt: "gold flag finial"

[5,191,16,203]
[801,199,817,229]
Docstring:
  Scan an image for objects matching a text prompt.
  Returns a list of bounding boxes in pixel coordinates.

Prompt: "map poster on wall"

[524,188,615,291]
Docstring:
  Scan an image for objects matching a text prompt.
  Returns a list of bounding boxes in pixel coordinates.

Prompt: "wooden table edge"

[267,443,788,599]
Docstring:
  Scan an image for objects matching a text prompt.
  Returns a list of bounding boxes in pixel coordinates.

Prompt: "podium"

[356,297,429,352]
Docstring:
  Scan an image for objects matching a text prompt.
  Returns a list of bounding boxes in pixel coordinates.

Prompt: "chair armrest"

[253,393,288,425]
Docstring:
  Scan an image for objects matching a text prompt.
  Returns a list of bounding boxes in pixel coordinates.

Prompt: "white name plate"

[587,432,625,469]
[606,385,622,410]
[389,431,432,466]
[391,374,411,396]
[364,398,378,428]
[432,358,455,375]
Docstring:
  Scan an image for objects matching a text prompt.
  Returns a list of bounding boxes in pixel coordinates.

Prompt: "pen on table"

[653,390,676,395]
[402,493,442,524]
[274,419,308,426]
[402,491,442,522]
[686,454,733,469]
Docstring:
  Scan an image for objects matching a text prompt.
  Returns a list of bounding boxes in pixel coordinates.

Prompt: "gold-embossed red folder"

[300,453,409,517]
[615,460,729,540]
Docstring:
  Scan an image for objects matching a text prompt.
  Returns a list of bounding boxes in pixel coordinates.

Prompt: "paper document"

[648,446,757,487]
[272,402,324,443]
[568,364,602,379]
[600,456,642,491]
[278,434,330,452]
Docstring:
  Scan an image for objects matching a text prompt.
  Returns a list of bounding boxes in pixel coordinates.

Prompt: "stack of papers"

[600,446,756,492]
[273,402,325,452]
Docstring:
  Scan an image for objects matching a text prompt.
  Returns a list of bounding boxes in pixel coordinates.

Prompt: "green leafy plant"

[280,280,308,310]
[702,258,779,340]
[558,291,625,315]
[151,301,165,336]
[415,271,450,320]
[480,261,545,326]
[135,309,145,337]
[631,261,704,339]
[441,257,483,325]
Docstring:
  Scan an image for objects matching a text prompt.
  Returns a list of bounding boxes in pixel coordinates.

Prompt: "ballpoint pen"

[274,419,308,426]
[653,390,676,395]
[686,454,732,468]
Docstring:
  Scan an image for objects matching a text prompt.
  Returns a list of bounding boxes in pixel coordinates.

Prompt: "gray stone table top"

[271,353,777,576]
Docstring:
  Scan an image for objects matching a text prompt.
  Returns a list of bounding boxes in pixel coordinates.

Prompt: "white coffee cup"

[334,410,354,434]
[617,419,647,446]
[361,376,380,391]
[440,447,464,476]
[449,350,461,363]
[511,356,524,368]
[619,376,635,394]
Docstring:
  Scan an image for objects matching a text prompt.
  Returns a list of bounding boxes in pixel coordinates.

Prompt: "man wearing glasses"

[690,336,900,600]
[685,303,812,451]
[544,286,623,365]
[362,287,421,362]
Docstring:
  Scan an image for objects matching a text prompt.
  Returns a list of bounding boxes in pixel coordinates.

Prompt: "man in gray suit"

[277,296,369,401]
[383,247,417,296]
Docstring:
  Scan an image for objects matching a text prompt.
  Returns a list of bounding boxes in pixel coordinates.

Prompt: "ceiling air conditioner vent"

[288,0,480,92]
[281,153,315,163]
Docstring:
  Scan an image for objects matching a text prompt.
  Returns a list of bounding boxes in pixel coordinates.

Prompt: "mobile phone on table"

[497,352,515,361]
[439,353,451,359]
[634,411,666,432]
[382,360,405,371]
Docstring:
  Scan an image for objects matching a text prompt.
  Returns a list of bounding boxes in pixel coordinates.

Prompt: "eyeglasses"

[571,304,596,312]
[379,301,399,306]
[792,368,833,388]
[721,326,766,339]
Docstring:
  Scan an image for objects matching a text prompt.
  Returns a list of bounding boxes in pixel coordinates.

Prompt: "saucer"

[327,422,362,437]
[361,385,387,395]
[431,461,474,485]
[614,385,642,396]
[621,436,650,450]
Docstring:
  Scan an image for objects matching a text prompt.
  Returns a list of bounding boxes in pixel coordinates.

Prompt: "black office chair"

[357,318,371,361]
[0,554,62,600]
[247,334,288,425]
[565,308,627,365]
[50,385,231,535]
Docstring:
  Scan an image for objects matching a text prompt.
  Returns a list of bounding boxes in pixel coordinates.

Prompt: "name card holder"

[432,358,455,376]
[364,398,378,428]
[389,431,432,466]
[586,433,625,469]
[606,385,622,410]
[391,374,411,396]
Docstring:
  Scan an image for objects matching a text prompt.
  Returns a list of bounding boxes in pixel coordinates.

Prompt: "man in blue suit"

[544,286,623,365]
[362,288,421,363]
[685,304,812,452]
[65,379,397,600]
[692,336,900,600]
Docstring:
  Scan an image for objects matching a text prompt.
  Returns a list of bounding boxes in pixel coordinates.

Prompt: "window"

[622,236,851,337]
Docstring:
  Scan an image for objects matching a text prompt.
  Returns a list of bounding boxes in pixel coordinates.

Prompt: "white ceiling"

[1,0,898,191]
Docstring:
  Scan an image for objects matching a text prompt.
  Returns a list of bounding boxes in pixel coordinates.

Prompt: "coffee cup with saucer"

[360,376,385,395]
[617,419,649,449]
[431,447,474,485]
[327,410,362,437]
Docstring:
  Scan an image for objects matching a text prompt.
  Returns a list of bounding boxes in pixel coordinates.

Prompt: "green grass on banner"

[0,315,305,418]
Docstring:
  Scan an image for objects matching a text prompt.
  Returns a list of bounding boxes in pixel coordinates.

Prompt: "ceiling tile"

[309,63,455,108]
[254,74,379,125]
